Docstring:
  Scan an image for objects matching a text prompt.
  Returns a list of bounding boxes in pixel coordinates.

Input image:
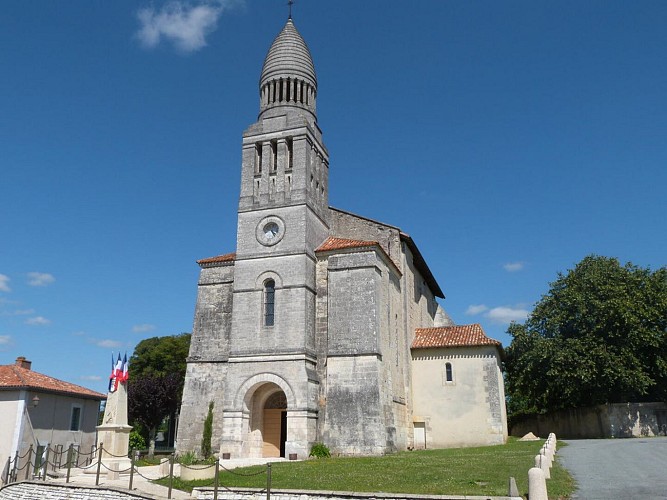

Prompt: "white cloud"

[503,262,525,272]
[0,335,12,346]
[0,274,10,292]
[136,0,239,53]
[0,308,34,317]
[80,375,102,382]
[485,306,529,324]
[91,338,123,349]
[132,323,156,333]
[26,316,51,326]
[13,309,35,316]
[465,304,488,315]
[27,272,55,287]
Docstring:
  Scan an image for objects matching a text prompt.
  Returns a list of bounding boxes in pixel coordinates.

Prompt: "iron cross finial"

[288,0,294,19]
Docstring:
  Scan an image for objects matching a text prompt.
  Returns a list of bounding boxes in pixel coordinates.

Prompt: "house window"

[264,279,275,327]
[70,405,82,431]
[445,363,453,383]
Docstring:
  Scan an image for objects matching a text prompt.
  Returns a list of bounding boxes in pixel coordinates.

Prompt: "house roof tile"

[315,237,401,275]
[315,237,379,252]
[197,252,236,266]
[0,364,106,400]
[412,324,502,349]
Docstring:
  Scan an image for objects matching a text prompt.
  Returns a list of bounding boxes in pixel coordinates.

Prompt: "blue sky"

[1,1,665,393]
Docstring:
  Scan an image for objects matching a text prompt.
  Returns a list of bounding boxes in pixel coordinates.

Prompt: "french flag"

[120,353,129,384]
[112,353,123,391]
[108,353,119,392]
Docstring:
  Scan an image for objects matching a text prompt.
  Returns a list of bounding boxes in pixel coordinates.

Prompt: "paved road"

[559,437,667,499]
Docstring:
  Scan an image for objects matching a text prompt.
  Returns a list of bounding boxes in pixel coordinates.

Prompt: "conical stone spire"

[259,19,317,120]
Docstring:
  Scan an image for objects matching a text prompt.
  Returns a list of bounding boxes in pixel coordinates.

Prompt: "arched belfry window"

[445,362,453,383]
[264,279,275,327]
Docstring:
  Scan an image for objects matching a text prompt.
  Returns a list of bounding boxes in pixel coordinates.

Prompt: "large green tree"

[505,255,667,417]
[128,333,191,455]
[129,333,191,380]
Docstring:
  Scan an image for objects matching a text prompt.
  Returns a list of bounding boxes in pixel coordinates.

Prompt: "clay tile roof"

[315,237,379,252]
[197,252,236,266]
[0,365,106,400]
[412,324,502,349]
[315,237,401,274]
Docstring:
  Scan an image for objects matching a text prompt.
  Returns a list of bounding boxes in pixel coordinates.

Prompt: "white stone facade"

[0,358,105,476]
[411,345,508,448]
[176,18,507,459]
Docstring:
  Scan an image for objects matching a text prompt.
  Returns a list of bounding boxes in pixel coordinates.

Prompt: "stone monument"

[88,356,132,473]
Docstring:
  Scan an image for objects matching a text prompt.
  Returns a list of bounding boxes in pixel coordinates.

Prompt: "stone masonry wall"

[189,264,234,361]
[0,482,505,500]
[177,362,227,456]
[0,482,148,500]
[194,487,496,500]
[326,252,381,356]
[176,262,233,456]
[511,402,667,439]
[329,209,402,272]
[321,355,385,455]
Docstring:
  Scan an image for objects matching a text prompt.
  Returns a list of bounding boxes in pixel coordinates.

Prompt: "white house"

[0,357,105,475]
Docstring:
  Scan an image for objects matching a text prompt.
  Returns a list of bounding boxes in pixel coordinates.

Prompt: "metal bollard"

[129,449,135,490]
[266,462,272,500]
[168,453,175,499]
[11,451,18,483]
[24,445,33,481]
[213,459,220,500]
[95,444,103,486]
[43,446,50,480]
[66,445,73,483]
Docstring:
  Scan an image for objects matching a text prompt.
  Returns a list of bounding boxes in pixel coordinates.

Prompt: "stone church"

[176,17,507,459]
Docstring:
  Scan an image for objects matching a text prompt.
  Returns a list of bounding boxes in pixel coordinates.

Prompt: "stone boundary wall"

[193,488,515,500]
[510,402,667,439]
[0,481,148,500]
[0,482,516,500]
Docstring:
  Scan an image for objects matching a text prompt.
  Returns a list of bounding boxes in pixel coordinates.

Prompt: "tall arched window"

[445,362,453,383]
[264,279,275,327]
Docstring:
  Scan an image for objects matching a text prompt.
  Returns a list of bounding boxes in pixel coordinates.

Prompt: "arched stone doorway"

[262,391,287,457]
[248,382,287,458]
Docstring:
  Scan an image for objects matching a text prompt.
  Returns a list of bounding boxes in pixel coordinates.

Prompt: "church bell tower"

[221,17,329,458]
[238,18,329,219]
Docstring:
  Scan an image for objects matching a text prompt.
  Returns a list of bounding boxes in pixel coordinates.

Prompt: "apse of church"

[176,17,507,459]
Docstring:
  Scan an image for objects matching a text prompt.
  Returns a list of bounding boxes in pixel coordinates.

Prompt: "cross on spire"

[288,0,294,19]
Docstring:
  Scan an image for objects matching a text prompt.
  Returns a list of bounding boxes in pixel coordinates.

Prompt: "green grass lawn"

[157,438,574,499]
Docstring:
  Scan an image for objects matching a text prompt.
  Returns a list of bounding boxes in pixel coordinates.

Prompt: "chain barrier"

[98,462,134,474]
[130,466,170,482]
[179,463,216,470]
[2,444,277,500]
[102,450,132,459]
[218,463,268,476]
[2,443,103,486]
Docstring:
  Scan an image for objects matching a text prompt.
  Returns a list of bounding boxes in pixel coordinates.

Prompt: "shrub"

[177,450,216,466]
[309,442,331,458]
[201,401,214,459]
[178,451,198,466]
[129,430,147,452]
